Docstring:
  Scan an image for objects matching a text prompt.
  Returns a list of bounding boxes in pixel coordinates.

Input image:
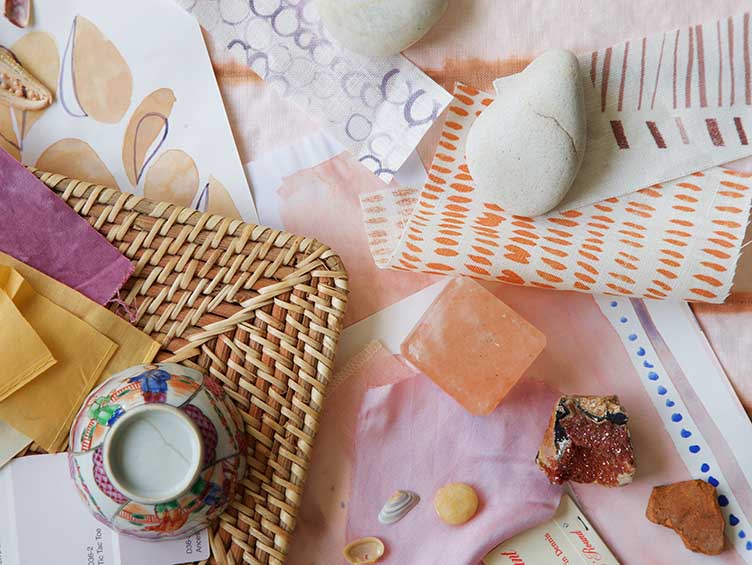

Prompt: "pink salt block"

[400,278,546,415]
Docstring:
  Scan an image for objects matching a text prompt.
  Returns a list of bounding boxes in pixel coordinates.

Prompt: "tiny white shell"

[343,537,386,564]
[378,490,420,524]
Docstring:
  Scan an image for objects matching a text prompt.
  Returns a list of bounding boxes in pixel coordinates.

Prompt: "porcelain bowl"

[68,363,247,540]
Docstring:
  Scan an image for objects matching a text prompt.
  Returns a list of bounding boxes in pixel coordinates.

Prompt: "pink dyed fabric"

[0,149,133,304]
[346,373,563,564]
[287,342,414,564]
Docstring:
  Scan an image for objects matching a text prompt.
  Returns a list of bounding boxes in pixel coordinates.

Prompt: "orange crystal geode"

[400,278,546,415]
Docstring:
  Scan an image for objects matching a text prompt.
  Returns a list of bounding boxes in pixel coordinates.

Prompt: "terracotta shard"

[0,45,52,111]
[36,138,118,189]
[143,149,199,208]
[122,88,175,186]
[4,0,30,28]
[536,395,636,487]
[646,480,725,555]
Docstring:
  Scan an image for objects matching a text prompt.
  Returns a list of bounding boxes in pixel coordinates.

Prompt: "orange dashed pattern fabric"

[360,85,752,304]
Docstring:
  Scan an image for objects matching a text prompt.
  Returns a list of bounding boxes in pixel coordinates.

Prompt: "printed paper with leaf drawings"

[0,0,258,223]
[360,84,752,304]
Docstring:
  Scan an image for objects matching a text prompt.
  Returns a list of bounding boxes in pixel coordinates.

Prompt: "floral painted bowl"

[68,363,247,541]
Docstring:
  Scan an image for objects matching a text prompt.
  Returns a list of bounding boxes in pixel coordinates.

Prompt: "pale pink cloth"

[346,372,563,565]
[287,342,414,564]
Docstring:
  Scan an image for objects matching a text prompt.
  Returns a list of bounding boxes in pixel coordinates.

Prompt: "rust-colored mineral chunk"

[536,395,635,487]
[646,480,725,555]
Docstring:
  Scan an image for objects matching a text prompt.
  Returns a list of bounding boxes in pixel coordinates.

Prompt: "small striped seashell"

[377,490,420,525]
[343,537,385,564]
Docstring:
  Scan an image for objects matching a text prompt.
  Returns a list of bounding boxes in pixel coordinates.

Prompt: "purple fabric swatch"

[0,149,133,304]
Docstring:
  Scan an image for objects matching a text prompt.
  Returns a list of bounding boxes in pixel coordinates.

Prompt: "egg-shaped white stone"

[466,49,587,217]
[316,0,448,56]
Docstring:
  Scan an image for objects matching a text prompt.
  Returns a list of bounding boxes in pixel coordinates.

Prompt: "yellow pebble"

[433,483,479,525]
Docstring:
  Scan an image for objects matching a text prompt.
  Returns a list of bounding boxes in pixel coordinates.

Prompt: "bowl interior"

[103,404,203,504]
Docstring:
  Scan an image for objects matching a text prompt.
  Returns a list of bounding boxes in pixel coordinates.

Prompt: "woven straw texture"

[24,169,349,565]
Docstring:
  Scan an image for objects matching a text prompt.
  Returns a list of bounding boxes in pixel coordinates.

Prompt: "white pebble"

[466,49,587,217]
[315,0,448,56]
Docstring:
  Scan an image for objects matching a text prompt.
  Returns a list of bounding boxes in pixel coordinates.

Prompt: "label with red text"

[482,494,619,565]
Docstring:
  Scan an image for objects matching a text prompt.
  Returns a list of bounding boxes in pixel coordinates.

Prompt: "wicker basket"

[25,169,349,565]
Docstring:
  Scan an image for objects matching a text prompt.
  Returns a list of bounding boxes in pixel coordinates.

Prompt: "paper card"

[0,0,258,223]
[482,494,619,565]
[0,454,209,565]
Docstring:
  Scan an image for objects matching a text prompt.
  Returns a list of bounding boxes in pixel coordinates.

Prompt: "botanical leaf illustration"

[0,104,20,159]
[122,88,175,186]
[36,138,118,188]
[195,175,242,219]
[143,149,198,207]
[10,31,59,136]
[59,15,132,123]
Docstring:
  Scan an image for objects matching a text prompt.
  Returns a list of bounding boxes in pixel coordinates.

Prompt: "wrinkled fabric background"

[196,2,752,562]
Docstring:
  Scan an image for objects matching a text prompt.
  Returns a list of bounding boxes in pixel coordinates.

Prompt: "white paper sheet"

[246,127,427,229]
[0,0,258,223]
[0,454,209,565]
[644,299,752,488]
[0,422,29,470]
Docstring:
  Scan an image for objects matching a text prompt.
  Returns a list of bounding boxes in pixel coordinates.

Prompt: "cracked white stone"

[466,49,587,217]
[315,0,448,56]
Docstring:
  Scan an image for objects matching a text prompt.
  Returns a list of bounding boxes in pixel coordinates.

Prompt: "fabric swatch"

[0,266,117,452]
[178,0,452,182]
[0,285,55,402]
[0,252,160,453]
[346,372,563,564]
[360,84,752,303]
[288,341,412,563]
[555,12,752,210]
[0,148,133,305]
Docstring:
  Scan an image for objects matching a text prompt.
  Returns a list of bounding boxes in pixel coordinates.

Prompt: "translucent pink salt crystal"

[400,278,546,415]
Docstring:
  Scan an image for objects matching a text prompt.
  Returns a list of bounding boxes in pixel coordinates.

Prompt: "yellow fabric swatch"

[0,284,56,402]
[0,252,161,452]
[0,266,117,452]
